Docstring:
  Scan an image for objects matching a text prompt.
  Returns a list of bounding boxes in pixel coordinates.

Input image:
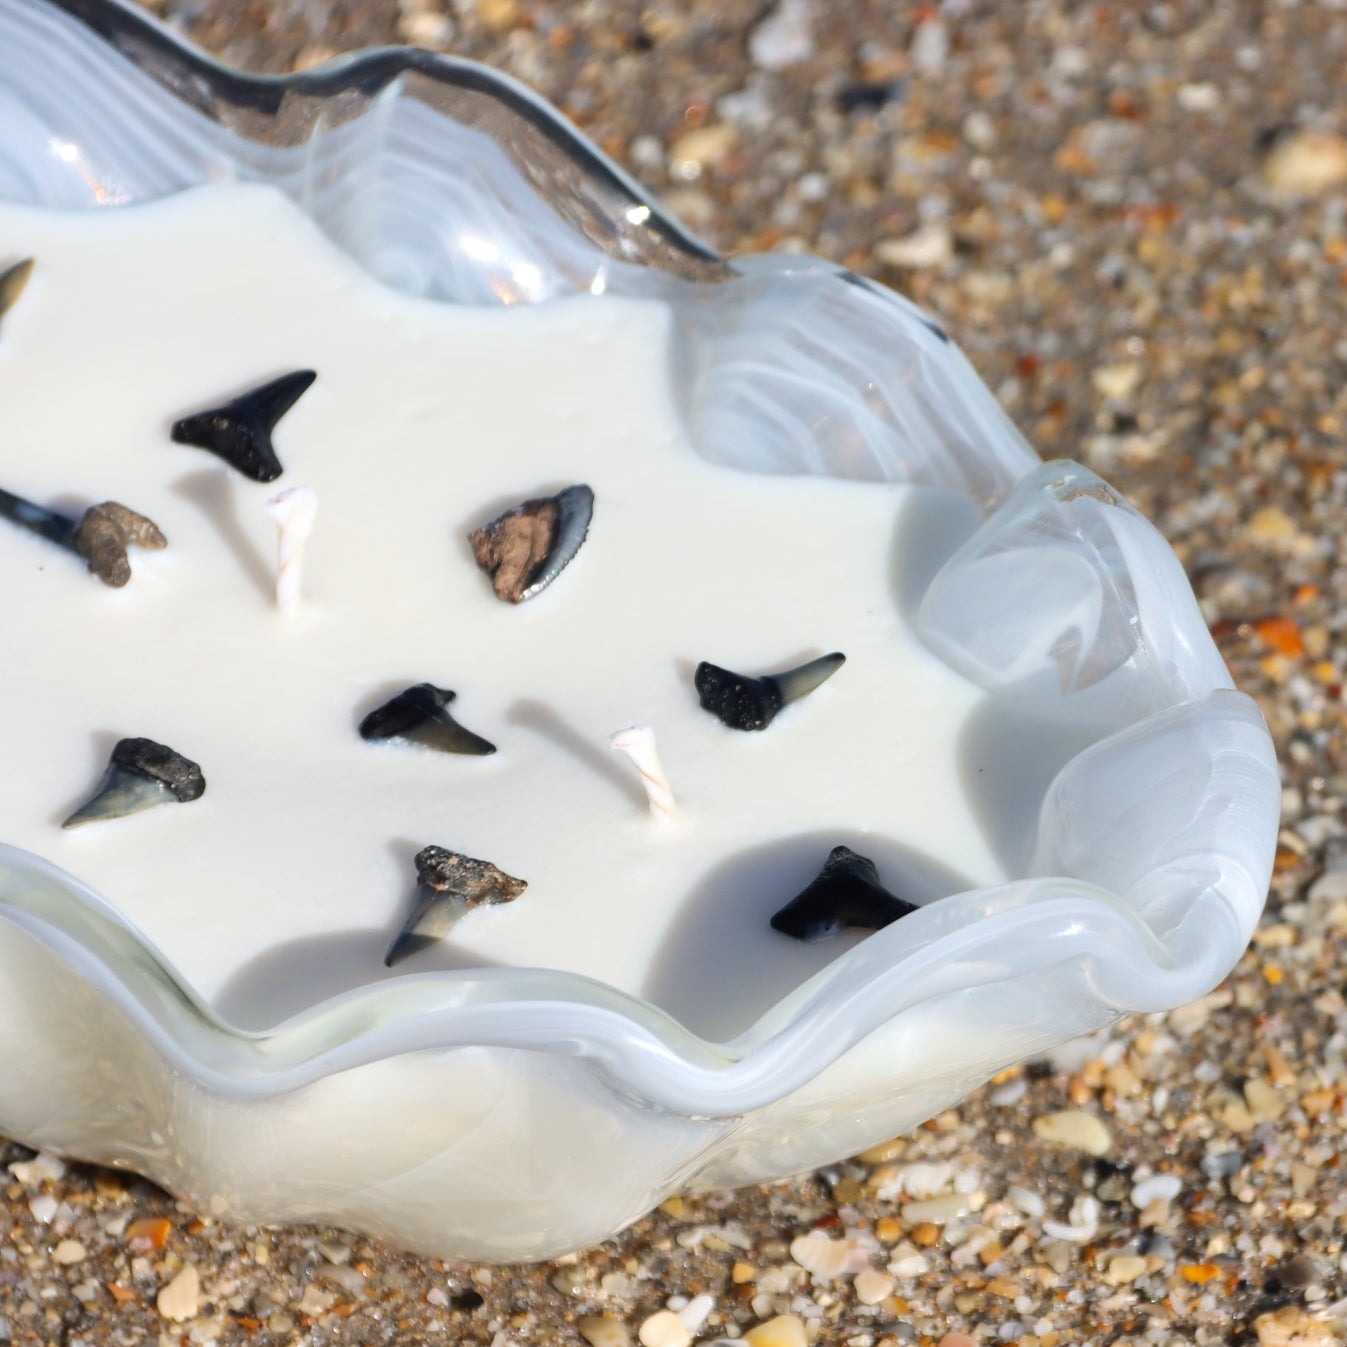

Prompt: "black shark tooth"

[171,369,316,482]
[770,845,918,942]
[694,652,845,732]
[63,737,205,829]
[358,684,496,756]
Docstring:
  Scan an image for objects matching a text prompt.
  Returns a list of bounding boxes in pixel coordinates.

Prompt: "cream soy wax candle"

[0,184,1051,1041]
[0,0,1279,1261]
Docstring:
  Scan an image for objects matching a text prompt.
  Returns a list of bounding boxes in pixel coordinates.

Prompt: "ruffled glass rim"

[0,0,1279,1122]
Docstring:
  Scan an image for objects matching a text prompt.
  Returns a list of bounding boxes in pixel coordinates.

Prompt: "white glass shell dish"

[0,0,1279,1262]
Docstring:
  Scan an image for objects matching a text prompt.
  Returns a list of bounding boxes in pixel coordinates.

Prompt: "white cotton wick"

[264,485,317,617]
[610,721,676,821]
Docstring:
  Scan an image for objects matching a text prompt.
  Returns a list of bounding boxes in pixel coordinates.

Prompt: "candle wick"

[610,722,676,821]
[264,485,317,616]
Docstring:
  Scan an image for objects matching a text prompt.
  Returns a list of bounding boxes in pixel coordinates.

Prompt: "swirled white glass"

[0,0,1279,1260]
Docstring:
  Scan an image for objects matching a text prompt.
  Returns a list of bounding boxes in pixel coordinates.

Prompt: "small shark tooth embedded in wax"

[72,502,167,587]
[171,369,316,482]
[468,483,594,603]
[62,737,206,829]
[0,257,34,330]
[694,652,846,732]
[358,684,497,756]
[770,845,917,942]
[0,489,165,587]
[384,845,528,967]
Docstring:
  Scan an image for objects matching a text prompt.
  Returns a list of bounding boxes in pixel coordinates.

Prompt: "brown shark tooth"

[72,502,167,587]
[384,845,527,966]
[469,483,593,603]
[63,737,205,829]
[0,490,165,587]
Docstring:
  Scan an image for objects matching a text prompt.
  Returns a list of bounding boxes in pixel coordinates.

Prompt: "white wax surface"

[0,185,1064,1040]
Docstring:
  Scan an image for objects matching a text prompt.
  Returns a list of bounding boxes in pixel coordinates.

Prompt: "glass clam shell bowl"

[0,0,1279,1262]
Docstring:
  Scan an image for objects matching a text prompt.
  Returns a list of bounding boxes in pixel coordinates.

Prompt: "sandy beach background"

[2,2,1344,1344]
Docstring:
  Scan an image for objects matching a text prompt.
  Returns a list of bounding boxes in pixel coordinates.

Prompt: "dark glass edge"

[43,0,723,265]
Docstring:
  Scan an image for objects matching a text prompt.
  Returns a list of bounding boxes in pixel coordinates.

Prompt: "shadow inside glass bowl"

[212,926,506,1030]
[641,829,974,1042]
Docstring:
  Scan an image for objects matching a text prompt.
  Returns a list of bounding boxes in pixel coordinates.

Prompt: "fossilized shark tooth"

[0,257,34,329]
[0,490,166,587]
[694,651,845,732]
[468,483,593,603]
[770,845,917,942]
[384,845,527,966]
[63,737,206,829]
[358,684,496,756]
[72,502,167,587]
[171,369,316,482]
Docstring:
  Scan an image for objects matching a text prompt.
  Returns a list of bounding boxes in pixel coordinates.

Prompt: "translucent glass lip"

[0,0,1279,1128]
[48,0,720,265]
[0,841,1241,1118]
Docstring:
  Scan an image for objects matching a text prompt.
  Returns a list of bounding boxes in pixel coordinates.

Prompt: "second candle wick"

[610,722,676,822]
[264,485,318,617]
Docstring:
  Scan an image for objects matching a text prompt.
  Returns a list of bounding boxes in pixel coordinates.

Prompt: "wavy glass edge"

[37,0,722,267]
[0,0,1280,1259]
